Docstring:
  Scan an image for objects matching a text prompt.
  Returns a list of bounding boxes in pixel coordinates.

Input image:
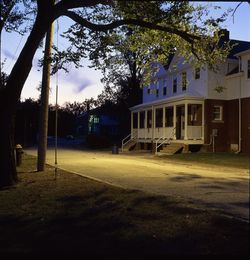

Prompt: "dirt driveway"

[26,148,249,221]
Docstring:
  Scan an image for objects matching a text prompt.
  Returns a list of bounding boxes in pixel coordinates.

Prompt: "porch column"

[184,102,188,140]
[173,105,176,140]
[145,110,147,139]
[201,102,205,140]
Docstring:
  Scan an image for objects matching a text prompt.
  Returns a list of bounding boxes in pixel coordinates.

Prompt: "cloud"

[73,78,92,93]
[63,70,93,94]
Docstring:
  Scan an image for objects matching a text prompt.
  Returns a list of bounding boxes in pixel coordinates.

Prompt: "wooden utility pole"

[37,21,54,171]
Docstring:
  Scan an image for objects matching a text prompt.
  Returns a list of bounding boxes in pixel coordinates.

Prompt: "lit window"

[93,117,99,123]
[213,106,223,121]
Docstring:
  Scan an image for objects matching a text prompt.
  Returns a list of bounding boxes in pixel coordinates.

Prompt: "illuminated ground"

[26,148,249,221]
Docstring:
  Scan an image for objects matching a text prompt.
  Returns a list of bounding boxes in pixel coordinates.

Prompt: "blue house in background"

[88,113,119,136]
[77,104,120,147]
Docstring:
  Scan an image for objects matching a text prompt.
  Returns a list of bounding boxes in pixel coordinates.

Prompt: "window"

[156,88,159,97]
[163,86,167,96]
[173,78,177,93]
[190,105,198,122]
[182,72,187,91]
[155,108,163,128]
[147,110,152,128]
[156,81,160,97]
[194,67,200,79]
[248,60,250,79]
[139,111,145,129]
[147,87,150,94]
[133,112,138,128]
[93,117,99,123]
[165,107,173,127]
[212,106,223,121]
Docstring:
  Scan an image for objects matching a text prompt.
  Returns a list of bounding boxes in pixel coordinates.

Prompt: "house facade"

[127,32,250,153]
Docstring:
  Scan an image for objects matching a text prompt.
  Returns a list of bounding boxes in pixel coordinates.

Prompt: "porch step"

[158,143,184,155]
[122,139,137,152]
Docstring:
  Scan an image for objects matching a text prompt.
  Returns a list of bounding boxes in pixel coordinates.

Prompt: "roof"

[227,40,250,59]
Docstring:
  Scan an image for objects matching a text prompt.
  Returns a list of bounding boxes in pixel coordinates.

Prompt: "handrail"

[155,127,176,155]
[121,129,137,152]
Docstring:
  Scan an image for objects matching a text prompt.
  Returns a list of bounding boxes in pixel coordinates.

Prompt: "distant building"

[77,105,120,146]
[124,30,250,154]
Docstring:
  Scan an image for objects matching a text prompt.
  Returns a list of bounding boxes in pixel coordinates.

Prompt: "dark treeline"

[15,98,82,147]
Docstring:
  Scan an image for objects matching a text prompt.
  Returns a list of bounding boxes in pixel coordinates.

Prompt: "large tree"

[0,0,231,187]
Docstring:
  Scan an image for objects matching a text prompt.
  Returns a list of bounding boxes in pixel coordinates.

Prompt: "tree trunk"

[0,108,17,187]
[0,2,53,187]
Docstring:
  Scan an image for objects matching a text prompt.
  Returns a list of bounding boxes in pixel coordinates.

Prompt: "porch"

[130,98,205,145]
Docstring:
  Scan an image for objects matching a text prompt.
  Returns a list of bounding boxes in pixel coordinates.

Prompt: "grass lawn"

[155,152,250,170]
[0,154,249,255]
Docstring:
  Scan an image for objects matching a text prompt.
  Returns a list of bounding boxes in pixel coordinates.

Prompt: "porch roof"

[130,95,204,111]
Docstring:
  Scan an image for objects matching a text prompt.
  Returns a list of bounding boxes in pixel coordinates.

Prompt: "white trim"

[130,95,204,111]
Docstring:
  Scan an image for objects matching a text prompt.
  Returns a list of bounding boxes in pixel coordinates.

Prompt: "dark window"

[147,87,150,94]
[147,110,152,128]
[163,86,167,96]
[165,107,173,127]
[139,111,145,128]
[155,108,163,128]
[133,112,138,128]
[194,67,200,79]
[156,88,159,97]
[173,78,177,93]
[182,72,187,91]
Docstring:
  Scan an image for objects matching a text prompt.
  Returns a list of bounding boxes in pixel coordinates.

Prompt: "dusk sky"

[1,1,250,106]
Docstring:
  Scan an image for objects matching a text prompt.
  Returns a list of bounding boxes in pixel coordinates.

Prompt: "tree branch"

[57,10,201,44]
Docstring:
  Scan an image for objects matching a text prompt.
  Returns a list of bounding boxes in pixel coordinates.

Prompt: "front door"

[176,105,185,139]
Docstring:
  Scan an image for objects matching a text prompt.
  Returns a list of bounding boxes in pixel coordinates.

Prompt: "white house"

[123,31,250,154]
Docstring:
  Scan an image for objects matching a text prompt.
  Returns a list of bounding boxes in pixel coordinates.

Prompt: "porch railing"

[155,127,176,155]
[121,129,137,152]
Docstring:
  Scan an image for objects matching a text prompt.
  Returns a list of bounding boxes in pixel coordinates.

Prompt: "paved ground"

[26,148,249,221]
